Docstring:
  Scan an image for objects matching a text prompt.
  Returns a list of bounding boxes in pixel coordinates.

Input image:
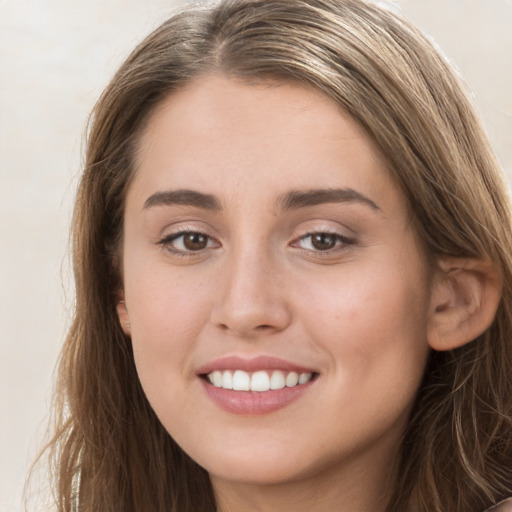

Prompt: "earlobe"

[428,257,501,351]
[116,295,131,336]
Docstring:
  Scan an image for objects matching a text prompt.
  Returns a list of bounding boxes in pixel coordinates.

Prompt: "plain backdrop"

[1,1,511,510]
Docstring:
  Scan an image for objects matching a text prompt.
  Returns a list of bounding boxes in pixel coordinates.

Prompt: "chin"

[206,457,312,487]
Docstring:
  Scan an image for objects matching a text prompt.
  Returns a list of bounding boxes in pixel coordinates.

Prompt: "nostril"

[216,322,277,337]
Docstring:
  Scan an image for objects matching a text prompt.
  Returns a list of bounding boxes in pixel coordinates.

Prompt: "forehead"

[130,74,405,217]
[138,75,376,159]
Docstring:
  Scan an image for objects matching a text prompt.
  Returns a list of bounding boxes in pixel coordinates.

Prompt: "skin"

[118,75,438,512]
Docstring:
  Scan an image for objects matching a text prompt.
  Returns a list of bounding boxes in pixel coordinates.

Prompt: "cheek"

[123,263,211,386]
[296,261,431,397]
[301,261,428,335]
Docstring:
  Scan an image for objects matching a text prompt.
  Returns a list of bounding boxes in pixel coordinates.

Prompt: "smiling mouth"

[203,369,318,392]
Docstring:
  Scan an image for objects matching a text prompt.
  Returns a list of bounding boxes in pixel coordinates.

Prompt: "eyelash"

[157,230,219,257]
[292,231,355,256]
[157,229,355,258]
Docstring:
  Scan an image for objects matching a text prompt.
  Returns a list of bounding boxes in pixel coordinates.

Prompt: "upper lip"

[196,355,317,375]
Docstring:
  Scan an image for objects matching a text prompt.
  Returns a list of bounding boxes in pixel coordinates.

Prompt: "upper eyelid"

[159,230,218,244]
[157,223,217,240]
[155,222,356,244]
[289,217,357,235]
[297,228,350,236]
[292,226,356,241]
[158,228,352,240]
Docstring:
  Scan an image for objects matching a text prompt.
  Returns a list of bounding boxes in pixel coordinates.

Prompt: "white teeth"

[285,371,299,387]
[251,371,270,392]
[299,372,312,384]
[222,370,233,389]
[232,370,250,391]
[270,370,286,390]
[207,369,314,391]
[212,370,223,387]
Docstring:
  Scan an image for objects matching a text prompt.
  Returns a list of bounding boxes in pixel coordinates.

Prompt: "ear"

[116,293,131,336]
[428,257,501,351]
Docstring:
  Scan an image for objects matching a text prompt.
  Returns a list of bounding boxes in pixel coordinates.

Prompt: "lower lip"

[200,378,315,415]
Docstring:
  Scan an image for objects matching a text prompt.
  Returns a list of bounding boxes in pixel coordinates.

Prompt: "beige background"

[1,1,511,510]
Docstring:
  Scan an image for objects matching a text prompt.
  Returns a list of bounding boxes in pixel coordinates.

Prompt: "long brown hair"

[42,0,512,510]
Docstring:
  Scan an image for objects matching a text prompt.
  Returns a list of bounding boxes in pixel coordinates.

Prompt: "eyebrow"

[143,187,380,213]
[276,188,381,212]
[143,189,221,211]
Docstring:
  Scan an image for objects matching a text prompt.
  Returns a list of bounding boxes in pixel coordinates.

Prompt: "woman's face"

[119,76,433,492]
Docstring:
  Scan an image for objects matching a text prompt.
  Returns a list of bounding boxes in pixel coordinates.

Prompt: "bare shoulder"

[486,498,512,511]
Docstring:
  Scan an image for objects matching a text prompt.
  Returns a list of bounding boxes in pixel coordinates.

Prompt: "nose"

[210,249,292,338]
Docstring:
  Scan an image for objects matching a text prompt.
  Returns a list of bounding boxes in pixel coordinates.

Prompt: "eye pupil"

[311,233,336,251]
[183,233,208,251]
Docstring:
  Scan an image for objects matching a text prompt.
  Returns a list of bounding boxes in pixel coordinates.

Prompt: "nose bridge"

[211,239,291,337]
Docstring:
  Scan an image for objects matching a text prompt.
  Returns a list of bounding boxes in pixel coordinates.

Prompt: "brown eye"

[293,231,355,254]
[311,233,337,251]
[160,231,216,254]
[182,232,208,251]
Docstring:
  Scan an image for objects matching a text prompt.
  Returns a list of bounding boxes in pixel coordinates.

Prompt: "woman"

[44,0,512,510]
